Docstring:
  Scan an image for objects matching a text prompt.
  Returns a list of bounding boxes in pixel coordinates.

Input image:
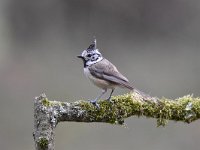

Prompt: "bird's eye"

[87,54,92,57]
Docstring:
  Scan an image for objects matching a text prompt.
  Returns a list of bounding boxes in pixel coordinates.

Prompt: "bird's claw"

[89,100,100,109]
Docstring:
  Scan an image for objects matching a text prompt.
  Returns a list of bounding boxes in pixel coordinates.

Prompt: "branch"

[33,93,200,150]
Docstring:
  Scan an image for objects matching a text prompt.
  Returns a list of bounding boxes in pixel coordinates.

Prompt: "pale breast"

[83,68,115,89]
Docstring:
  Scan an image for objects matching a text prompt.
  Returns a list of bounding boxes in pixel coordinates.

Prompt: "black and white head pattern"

[81,39,103,67]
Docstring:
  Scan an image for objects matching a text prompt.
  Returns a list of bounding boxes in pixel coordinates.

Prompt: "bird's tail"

[122,82,134,90]
[121,82,155,100]
[132,87,154,101]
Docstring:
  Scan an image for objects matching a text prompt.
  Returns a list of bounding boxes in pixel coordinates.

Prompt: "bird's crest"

[87,38,96,51]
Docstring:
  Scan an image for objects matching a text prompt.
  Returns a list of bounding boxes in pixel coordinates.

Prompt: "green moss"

[61,102,65,106]
[42,98,51,107]
[38,92,200,127]
[78,93,200,127]
[79,93,140,125]
[38,137,48,149]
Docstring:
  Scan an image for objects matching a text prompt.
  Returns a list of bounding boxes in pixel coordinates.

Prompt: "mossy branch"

[33,93,200,150]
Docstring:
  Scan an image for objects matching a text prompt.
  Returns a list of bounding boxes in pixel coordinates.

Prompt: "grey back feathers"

[88,58,134,90]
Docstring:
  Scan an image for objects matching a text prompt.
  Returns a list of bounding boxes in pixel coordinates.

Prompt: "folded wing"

[89,59,134,90]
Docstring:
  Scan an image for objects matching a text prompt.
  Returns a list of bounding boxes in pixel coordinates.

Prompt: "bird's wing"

[88,59,134,90]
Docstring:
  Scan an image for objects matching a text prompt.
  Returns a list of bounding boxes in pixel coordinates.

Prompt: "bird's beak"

[77,55,84,59]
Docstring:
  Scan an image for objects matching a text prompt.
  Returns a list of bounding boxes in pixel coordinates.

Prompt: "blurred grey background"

[0,0,200,150]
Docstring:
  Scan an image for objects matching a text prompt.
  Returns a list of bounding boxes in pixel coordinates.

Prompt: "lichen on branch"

[40,93,200,127]
[34,93,200,150]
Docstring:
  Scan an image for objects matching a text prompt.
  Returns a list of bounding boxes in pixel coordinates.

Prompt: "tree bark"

[33,93,200,150]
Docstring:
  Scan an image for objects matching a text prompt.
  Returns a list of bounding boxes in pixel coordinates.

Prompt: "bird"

[77,39,145,107]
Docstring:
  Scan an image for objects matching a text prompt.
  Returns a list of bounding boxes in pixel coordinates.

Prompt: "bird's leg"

[90,89,107,107]
[106,89,114,102]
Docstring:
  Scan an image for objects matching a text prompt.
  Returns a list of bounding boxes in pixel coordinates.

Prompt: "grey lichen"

[37,93,200,127]
[34,93,200,150]
[34,94,56,150]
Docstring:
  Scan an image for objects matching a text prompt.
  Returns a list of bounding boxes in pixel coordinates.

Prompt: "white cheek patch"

[81,50,87,57]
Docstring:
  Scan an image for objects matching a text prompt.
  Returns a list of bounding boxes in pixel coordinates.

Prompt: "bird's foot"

[89,100,100,109]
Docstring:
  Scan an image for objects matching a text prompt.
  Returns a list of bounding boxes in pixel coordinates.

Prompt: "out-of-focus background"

[0,0,200,150]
